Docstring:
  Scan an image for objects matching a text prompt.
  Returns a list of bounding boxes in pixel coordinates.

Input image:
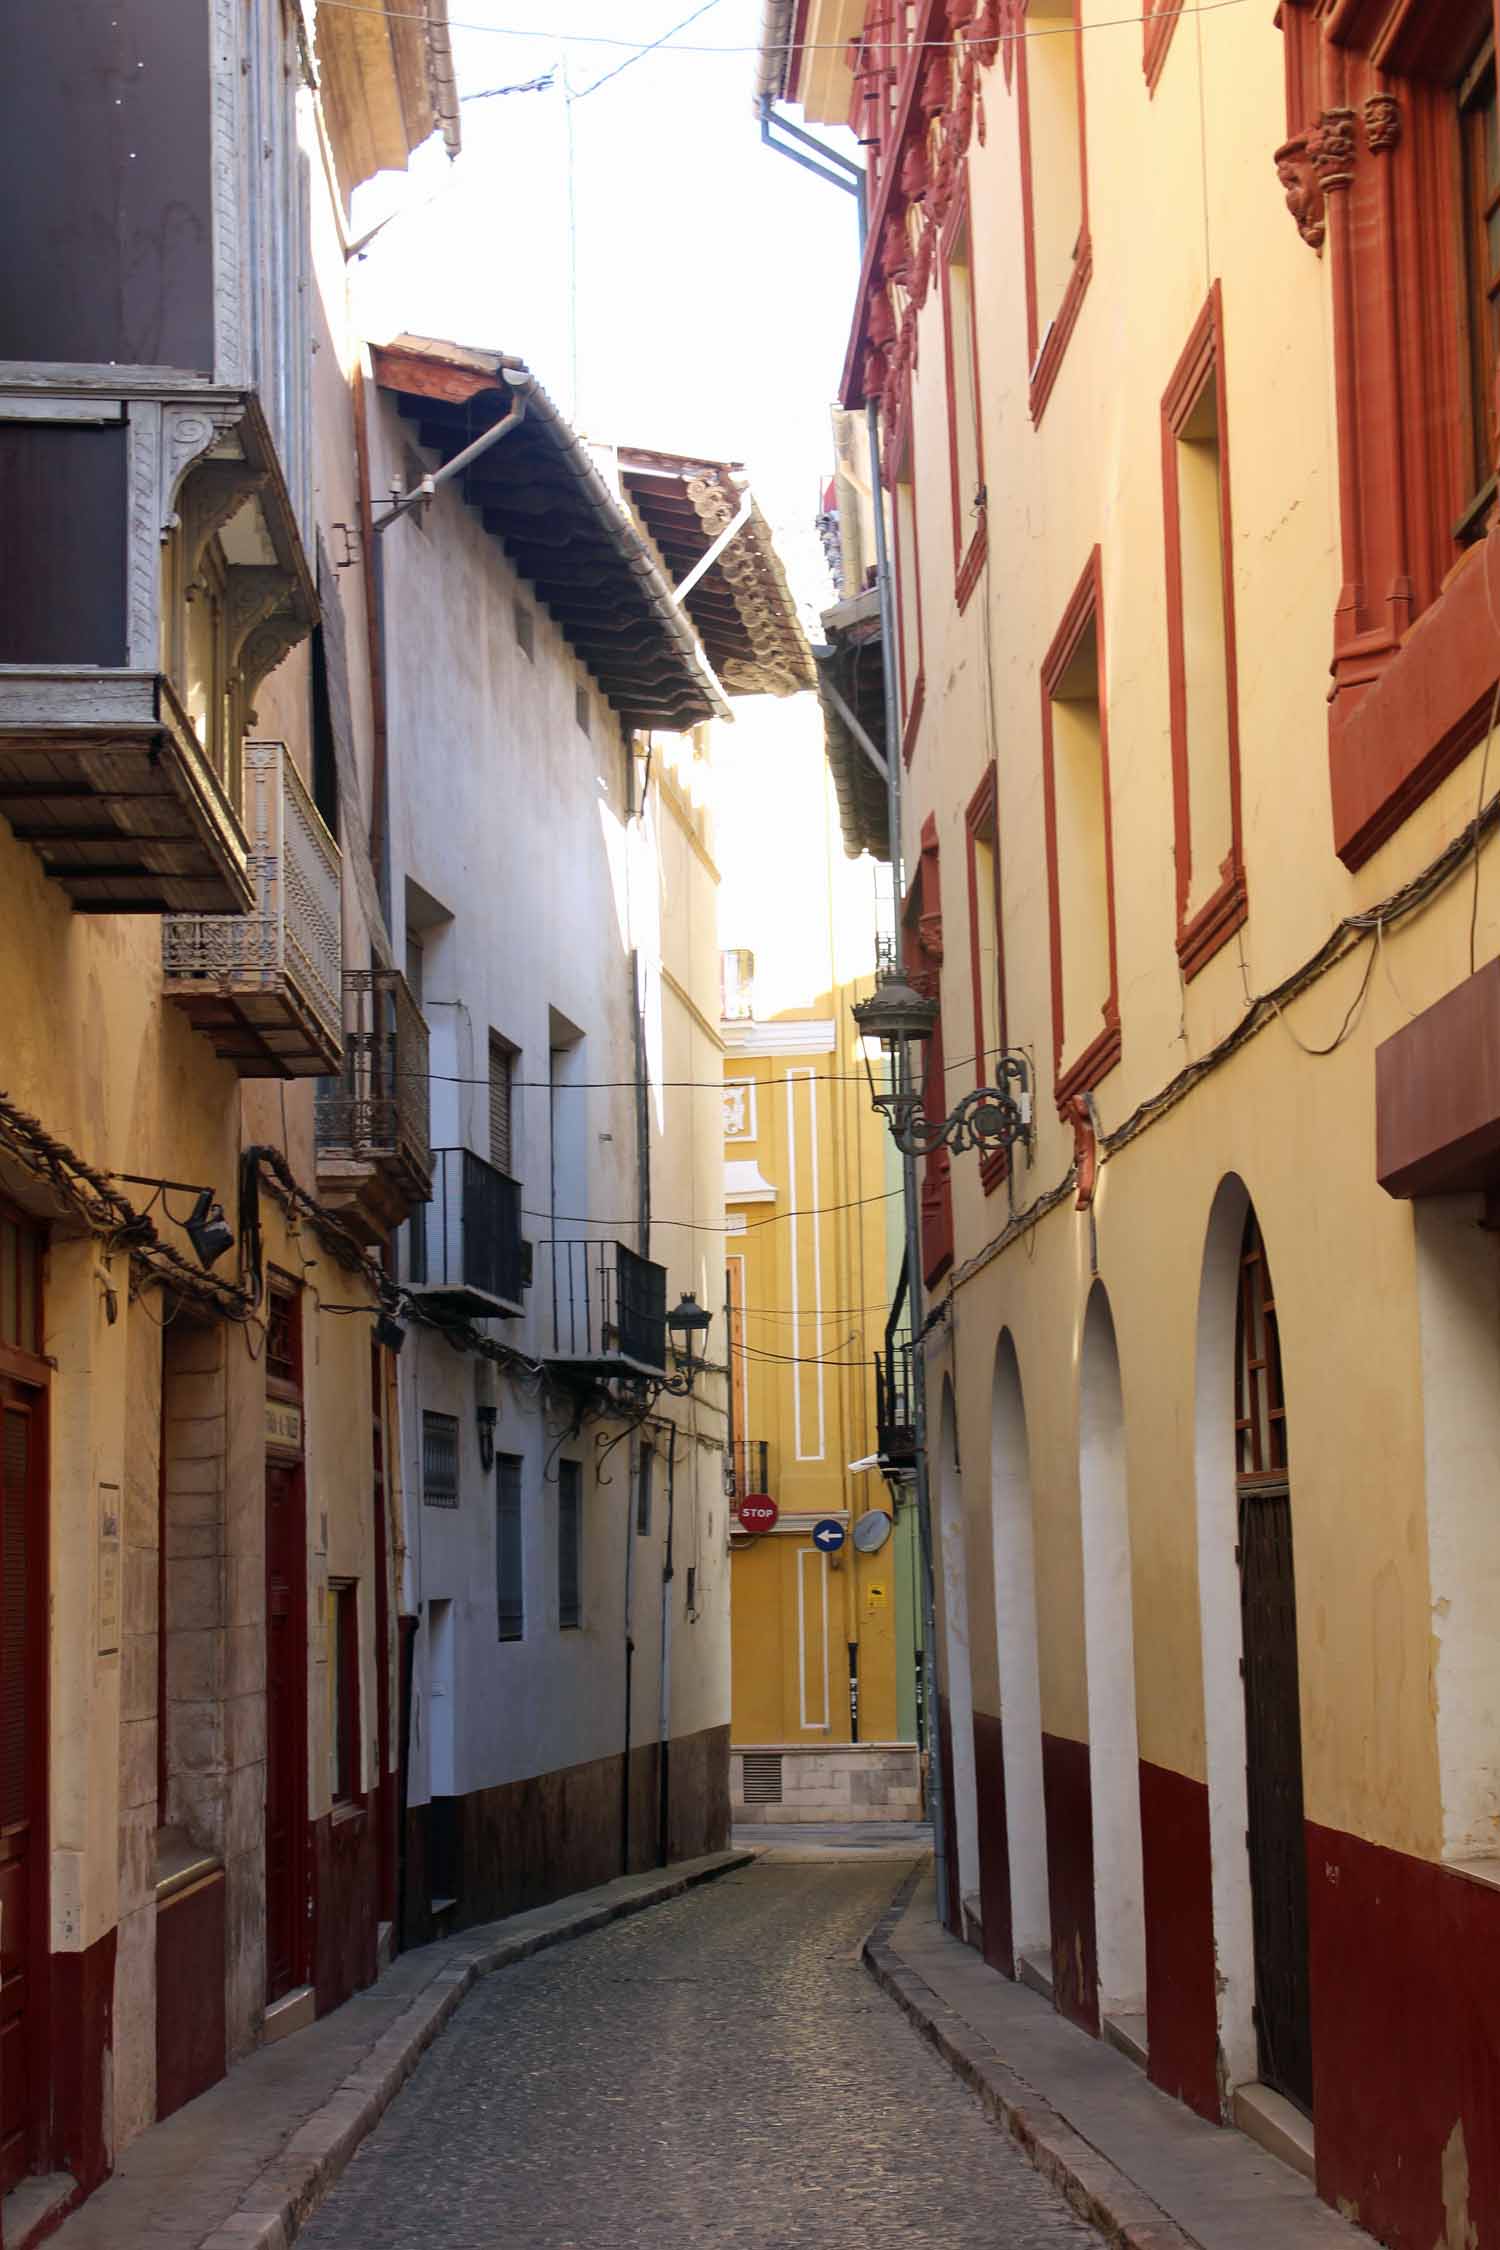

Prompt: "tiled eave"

[620,451,816,700]
[372,339,725,734]
[815,588,889,861]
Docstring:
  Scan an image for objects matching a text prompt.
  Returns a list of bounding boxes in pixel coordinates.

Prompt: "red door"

[0,1379,44,2195]
[265,1462,308,2003]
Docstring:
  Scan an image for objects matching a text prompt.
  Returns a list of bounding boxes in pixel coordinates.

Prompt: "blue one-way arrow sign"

[811,1518,846,1553]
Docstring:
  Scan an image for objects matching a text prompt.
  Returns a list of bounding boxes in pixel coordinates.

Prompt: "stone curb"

[196,1848,754,2250]
[862,1877,1200,2250]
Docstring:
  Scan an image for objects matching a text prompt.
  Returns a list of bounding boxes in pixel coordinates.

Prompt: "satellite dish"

[852,1509,893,1554]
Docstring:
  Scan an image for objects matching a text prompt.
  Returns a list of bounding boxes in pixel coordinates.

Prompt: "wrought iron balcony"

[409,1148,524,1321]
[540,1239,668,1379]
[161,741,341,1076]
[728,1439,771,1501]
[875,1331,917,1473]
[0,670,254,914]
[315,967,432,1241]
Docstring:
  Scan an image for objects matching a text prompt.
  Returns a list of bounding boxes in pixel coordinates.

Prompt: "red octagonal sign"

[737,1494,779,1533]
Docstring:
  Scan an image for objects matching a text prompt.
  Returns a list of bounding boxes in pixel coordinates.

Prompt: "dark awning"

[815,587,889,860]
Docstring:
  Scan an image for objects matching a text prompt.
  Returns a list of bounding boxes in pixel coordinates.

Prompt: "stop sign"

[737,1494,779,1533]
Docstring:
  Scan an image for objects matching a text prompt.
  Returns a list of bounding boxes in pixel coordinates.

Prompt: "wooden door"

[265,1462,307,2003]
[1235,1210,1313,2115]
[0,1378,46,2194]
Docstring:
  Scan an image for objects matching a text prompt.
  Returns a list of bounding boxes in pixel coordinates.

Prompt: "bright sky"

[350,0,863,623]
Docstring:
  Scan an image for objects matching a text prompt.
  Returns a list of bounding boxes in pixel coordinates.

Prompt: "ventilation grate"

[742,1752,783,1806]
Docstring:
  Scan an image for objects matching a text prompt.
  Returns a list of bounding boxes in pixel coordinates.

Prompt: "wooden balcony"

[161,742,341,1076]
[0,670,252,913]
[315,969,432,1243]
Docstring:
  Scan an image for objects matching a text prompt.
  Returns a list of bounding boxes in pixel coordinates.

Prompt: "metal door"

[265,1462,307,2002]
[0,1387,41,2191]
[1235,1210,1312,2115]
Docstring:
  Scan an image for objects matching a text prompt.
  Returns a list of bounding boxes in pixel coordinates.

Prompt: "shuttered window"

[422,1412,459,1508]
[1,1406,30,1828]
[0,1210,41,1355]
[488,1035,514,1177]
[496,1453,524,1641]
[558,1460,582,1630]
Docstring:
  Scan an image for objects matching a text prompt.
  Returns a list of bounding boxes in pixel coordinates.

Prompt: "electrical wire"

[522,1186,901,1233]
[572,0,727,98]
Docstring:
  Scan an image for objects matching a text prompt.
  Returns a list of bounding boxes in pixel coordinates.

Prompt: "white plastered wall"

[1078,1282,1146,2021]
[990,1329,1051,1962]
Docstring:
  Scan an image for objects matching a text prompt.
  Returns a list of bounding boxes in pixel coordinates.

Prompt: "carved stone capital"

[1309,106,1358,192]
[1363,92,1401,154]
[1275,135,1326,251]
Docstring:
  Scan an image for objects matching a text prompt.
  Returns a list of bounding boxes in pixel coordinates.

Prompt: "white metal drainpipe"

[372,379,531,536]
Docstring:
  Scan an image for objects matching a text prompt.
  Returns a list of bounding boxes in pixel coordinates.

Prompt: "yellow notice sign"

[266,1397,303,1453]
[867,1582,887,1610]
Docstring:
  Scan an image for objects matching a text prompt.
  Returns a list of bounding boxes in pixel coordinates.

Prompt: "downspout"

[657,1423,677,1867]
[759,99,949,1925]
[622,1454,637,1876]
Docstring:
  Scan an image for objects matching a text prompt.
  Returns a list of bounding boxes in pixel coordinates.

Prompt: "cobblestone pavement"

[300,1856,1103,2248]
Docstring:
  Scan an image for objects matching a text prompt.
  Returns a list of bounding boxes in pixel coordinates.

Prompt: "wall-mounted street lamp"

[112,1173,236,1268]
[663,1291,713,1395]
[850,969,1032,1160]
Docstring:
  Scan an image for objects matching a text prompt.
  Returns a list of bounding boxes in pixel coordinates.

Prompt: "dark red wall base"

[314,1805,379,2019]
[156,1872,227,2122]
[972,1708,1015,1975]
[51,1926,116,2195]
[1041,1731,1098,2033]
[1138,1760,1218,2122]
[936,1695,962,1933]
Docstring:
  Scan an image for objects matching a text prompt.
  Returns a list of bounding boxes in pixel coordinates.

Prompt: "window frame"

[421,1410,460,1510]
[487,1031,516,1179]
[496,1451,524,1642]
[1039,547,1122,1103]
[940,179,988,612]
[558,1458,582,1631]
[1161,282,1247,980]
[889,394,927,764]
[1016,0,1094,425]
[329,1578,361,1808]
[964,767,1010,1195]
[1458,35,1500,519]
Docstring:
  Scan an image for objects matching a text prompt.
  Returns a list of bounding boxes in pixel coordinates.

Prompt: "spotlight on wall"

[374,1310,407,1355]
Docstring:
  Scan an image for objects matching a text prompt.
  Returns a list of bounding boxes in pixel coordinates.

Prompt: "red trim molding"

[1161,282,1248,979]
[964,766,1011,1193]
[1018,1,1093,425]
[905,814,955,1284]
[940,172,990,609]
[901,670,927,766]
[1039,548,1122,1102]
[1143,0,1182,91]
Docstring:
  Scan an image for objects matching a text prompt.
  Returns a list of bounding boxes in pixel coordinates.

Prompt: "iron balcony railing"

[161,739,342,1075]
[875,1330,917,1471]
[541,1239,668,1375]
[411,1149,524,1317]
[315,966,432,1195]
[728,1439,771,1500]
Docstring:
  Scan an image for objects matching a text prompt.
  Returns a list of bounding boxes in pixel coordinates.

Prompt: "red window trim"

[1039,547,1122,1104]
[331,1578,362,1808]
[1161,281,1248,980]
[904,814,954,1285]
[1143,0,1182,91]
[890,400,928,765]
[1017,0,1094,426]
[940,175,989,611]
[964,767,1011,1193]
[1274,0,1498,866]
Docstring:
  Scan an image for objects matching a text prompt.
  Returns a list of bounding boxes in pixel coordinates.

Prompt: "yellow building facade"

[715,694,921,1822]
[766,0,1500,2241]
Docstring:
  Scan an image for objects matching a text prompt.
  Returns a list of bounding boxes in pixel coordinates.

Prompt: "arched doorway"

[990,1331,1050,1976]
[937,1377,980,1930]
[1079,1283,1146,2029]
[1234,1206,1313,2114]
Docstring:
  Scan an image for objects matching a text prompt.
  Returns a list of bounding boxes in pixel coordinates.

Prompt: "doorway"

[0,1206,48,2194]
[1234,1208,1313,2114]
[265,1458,308,2004]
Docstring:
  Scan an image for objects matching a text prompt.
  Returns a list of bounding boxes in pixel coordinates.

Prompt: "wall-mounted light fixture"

[374,1310,407,1356]
[850,967,1031,1161]
[112,1172,236,1269]
[662,1292,713,1396]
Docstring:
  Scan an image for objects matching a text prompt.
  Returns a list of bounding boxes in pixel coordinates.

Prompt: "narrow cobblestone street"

[299,1854,1101,2248]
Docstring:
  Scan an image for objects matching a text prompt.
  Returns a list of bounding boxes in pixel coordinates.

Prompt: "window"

[635,1443,655,1537]
[890,425,925,756]
[488,1034,515,1177]
[422,1411,459,1509]
[329,1580,360,1805]
[941,194,986,607]
[965,770,1008,1195]
[902,817,953,1286]
[513,595,534,660]
[558,1459,582,1630]
[266,1282,301,1394]
[1162,286,1246,979]
[1040,551,1120,1099]
[1018,0,1092,423]
[496,1452,524,1640]
[178,534,236,797]
[1460,39,1500,517]
[0,1207,41,1355]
